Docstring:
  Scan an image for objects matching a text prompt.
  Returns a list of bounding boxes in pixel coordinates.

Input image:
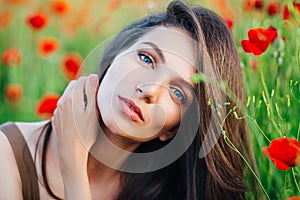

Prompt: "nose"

[135,83,164,104]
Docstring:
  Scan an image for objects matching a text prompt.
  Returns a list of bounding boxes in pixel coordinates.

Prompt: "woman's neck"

[46,119,141,197]
[88,124,140,175]
[86,125,141,198]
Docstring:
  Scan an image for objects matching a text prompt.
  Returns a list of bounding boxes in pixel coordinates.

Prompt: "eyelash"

[170,86,186,104]
[138,51,155,68]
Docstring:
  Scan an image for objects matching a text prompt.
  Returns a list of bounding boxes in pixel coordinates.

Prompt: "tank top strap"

[0,122,40,200]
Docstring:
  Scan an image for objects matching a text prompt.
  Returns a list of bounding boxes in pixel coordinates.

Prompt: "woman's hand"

[51,74,99,199]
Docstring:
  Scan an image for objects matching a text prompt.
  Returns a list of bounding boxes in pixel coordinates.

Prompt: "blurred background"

[0,0,299,199]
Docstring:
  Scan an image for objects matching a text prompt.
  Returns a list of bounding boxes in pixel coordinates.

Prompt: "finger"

[72,76,88,108]
[85,74,99,111]
[51,108,60,134]
[58,80,76,103]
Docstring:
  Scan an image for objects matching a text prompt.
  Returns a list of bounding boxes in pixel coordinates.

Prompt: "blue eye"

[139,52,154,67]
[171,88,185,103]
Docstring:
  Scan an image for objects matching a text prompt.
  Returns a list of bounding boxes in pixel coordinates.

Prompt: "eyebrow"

[142,42,166,63]
[178,79,195,92]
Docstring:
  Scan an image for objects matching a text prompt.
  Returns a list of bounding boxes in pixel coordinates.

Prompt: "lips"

[118,96,144,122]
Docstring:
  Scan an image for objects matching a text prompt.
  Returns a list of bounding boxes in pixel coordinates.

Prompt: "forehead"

[133,26,197,84]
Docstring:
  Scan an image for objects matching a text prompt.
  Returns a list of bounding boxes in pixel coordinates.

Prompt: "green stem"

[250,117,271,143]
[222,133,271,200]
[259,67,270,102]
[284,171,287,199]
[259,67,283,137]
[297,122,300,141]
[235,114,271,143]
[292,168,300,193]
[269,115,283,137]
[221,108,234,126]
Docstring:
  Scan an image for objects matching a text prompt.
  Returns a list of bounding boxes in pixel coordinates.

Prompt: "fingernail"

[89,74,99,85]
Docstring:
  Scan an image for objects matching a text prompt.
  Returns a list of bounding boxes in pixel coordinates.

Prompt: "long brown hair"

[39,1,256,199]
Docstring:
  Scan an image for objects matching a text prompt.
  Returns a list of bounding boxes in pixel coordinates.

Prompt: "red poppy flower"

[283,2,300,20]
[251,59,258,71]
[294,2,300,11]
[287,196,300,200]
[283,5,290,20]
[107,0,122,12]
[262,137,300,170]
[224,18,233,30]
[51,0,69,15]
[61,52,82,80]
[2,47,22,66]
[267,2,281,16]
[0,10,14,30]
[243,0,263,11]
[241,27,277,56]
[26,12,48,30]
[38,37,59,56]
[254,0,263,9]
[4,83,23,102]
[36,94,60,117]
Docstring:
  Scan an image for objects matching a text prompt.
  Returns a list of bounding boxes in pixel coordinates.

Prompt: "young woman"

[0,1,256,199]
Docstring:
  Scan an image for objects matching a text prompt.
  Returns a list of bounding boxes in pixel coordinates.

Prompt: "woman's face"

[97,27,196,143]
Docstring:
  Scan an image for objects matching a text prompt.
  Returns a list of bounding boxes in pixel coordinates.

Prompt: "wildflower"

[267,2,281,16]
[266,103,271,117]
[283,2,300,20]
[246,96,250,107]
[107,0,122,12]
[51,0,69,15]
[4,83,23,102]
[0,10,14,30]
[1,47,22,66]
[241,27,277,56]
[224,18,233,30]
[36,93,60,118]
[61,52,82,80]
[243,0,263,11]
[251,59,258,71]
[38,37,59,57]
[287,196,300,200]
[286,94,290,107]
[26,12,48,30]
[262,137,300,170]
[254,0,263,9]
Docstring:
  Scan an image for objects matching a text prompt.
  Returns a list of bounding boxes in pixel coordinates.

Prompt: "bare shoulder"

[14,120,49,153]
[0,120,48,199]
[15,120,50,141]
[0,130,23,199]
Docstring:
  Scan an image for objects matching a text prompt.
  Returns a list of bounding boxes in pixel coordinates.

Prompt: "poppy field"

[0,0,299,199]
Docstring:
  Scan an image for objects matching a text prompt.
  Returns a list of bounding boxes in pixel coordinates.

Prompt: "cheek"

[111,53,139,75]
[103,57,144,91]
[149,99,182,131]
[165,105,182,127]
[97,57,136,99]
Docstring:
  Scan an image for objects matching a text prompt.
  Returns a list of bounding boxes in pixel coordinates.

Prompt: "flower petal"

[269,138,299,165]
[263,137,300,170]
[38,37,60,56]
[1,47,22,66]
[36,94,60,116]
[26,12,48,30]
[241,40,263,55]
[61,52,82,80]
[287,196,300,200]
[262,146,290,170]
